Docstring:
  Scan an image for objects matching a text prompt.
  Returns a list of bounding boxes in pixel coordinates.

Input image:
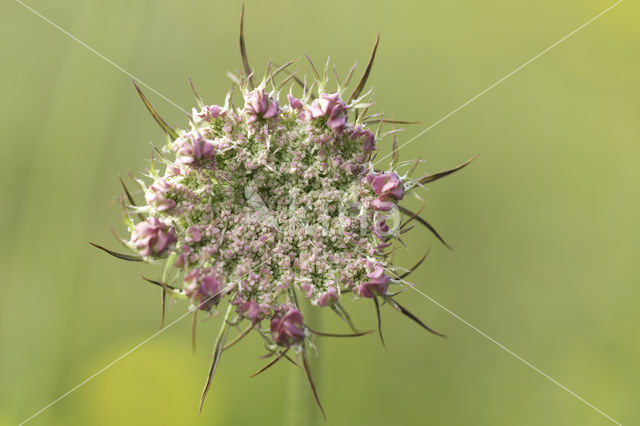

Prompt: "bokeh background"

[1,0,638,425]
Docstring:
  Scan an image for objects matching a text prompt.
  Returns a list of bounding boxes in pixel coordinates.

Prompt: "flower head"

[97,17,473,419]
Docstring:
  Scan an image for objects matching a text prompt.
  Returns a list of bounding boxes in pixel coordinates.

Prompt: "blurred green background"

[1,0,638,425]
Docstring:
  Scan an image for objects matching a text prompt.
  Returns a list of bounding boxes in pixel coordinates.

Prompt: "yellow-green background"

[1,0,638,425]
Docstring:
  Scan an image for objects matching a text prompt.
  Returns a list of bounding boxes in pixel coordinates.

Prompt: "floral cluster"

[126,81,405,341]
[98,28,471,415]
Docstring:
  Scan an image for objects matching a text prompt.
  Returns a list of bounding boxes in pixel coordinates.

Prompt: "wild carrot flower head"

[132,80,402,317]
[94,10,474,419]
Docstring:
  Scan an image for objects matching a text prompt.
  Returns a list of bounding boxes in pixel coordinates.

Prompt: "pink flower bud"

[237,300,264,323]
[351,126,377,152]
[131,217,176,256]
[371,198,395,211]
[369,172,403,198]
[184,269,224,311]
[370,219,389,241]
[163,165,181,177]
[270,305,305,347]
[185,226,202,243]
[287,94,303,110]
[367,172,404,210]
[317,286,338,307]
[356,265,390,298]
[174,132,214,165]
[174,244,191,267]
[308,92,348,132]
[244,88,280,122]
[194,104,223,122]
[145,178,175,212]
